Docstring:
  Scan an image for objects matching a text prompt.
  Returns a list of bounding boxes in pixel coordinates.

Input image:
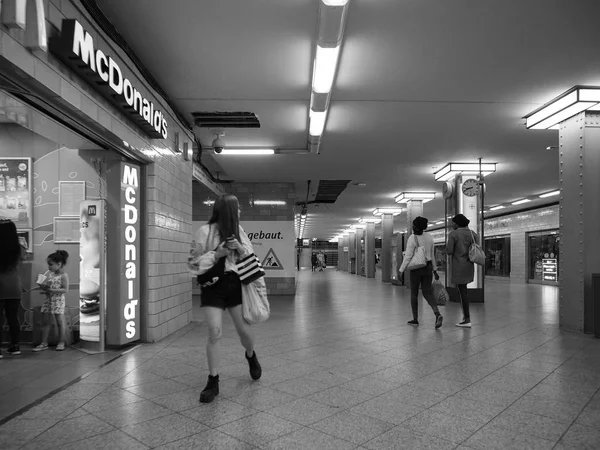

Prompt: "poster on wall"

[59,181,86,216]
[17,229,32,253]
[0,157,32,229]
[240,221,295,279]
[79,199,105,344]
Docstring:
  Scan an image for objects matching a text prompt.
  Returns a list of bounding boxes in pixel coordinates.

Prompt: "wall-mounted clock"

[442,181,453,199]
[461,178,480,197]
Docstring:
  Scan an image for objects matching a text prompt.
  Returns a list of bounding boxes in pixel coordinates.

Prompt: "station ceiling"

[95,0,600,239]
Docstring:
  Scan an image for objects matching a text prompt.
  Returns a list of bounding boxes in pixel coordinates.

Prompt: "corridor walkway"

[1,270,599,449]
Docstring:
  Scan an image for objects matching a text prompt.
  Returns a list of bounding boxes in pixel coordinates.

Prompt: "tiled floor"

[1,269,600,449]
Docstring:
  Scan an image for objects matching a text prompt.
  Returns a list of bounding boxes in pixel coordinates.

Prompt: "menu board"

[0,157,32,228]
[59,181,86,216]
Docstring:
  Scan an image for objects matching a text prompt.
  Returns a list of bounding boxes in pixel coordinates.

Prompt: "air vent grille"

[314,180,351,204]
[191,111,261,128]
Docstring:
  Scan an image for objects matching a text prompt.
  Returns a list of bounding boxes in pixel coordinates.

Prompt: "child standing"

[33,250,69,352]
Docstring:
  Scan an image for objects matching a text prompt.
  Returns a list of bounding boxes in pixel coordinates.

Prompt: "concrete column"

[381,213,394,282]
[337,240,343,270]
[355,227,364,276]
[342,235,349,271]
[558,111,600,333]
[365,222,375,278]
[405,200,423,236]
[348,231,356,274]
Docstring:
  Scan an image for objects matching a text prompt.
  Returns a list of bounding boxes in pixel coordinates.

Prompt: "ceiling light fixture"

[308,0,350,153]
[512,198,532,205]
[372,208,403,216]
[433,162,497,182]
[539,190,560,198]
[490,205,505,211]
[394,192,436,204]
[358,217,382,224]
[254,200,287,206]
[524,86,600,130]
[219,149,275,155]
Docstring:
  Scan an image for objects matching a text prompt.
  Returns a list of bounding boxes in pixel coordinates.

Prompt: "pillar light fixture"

[353,223,366,228]
[372,208,403,216]
[394,192,436,204]
[523,86,600,130]
[359,217,381,224]
[433,163,497,182]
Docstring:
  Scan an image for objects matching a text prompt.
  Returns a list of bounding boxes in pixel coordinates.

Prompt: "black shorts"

[200,272,243,310]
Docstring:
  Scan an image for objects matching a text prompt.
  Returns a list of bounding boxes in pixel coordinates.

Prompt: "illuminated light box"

[433,163,496,182]
[394,192,436,203]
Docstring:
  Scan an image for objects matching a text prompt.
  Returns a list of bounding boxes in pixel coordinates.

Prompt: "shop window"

[434,244,447,273]
[484,236,511,277]
[528,230,560,283]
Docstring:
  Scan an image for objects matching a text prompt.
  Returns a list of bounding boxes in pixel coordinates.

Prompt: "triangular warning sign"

[262,248,284,270]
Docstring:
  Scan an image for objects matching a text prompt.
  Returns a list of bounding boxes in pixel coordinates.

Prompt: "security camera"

[212,135,225,154]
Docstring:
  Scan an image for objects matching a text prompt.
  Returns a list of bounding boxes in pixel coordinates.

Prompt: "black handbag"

[196,225,226,289]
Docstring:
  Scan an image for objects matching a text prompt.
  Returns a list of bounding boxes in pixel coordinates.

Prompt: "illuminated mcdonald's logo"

[0,0,47,52]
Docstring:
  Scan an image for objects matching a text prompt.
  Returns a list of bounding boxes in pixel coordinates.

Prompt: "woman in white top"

[188,194,262,403]
[399,216,443,329]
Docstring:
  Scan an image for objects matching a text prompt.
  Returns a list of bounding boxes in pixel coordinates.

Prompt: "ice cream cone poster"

[79,199,105,343]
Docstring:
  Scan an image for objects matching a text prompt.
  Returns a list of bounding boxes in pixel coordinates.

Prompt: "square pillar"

[381,213,394,282]
[558,111,600,333]
[365,222,375,278]
[348,231,356,274]
[355,227,363,276]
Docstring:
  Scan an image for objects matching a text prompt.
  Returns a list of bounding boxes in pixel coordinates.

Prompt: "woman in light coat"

[446,214,478,328]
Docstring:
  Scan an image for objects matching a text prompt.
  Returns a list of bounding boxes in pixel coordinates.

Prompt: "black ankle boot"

[245,351,262,380]
[199,374,219,403]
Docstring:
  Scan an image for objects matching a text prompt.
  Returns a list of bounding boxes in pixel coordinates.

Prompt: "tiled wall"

[192,181,297,295]
[0,0,195,341]
[429,204,559,282]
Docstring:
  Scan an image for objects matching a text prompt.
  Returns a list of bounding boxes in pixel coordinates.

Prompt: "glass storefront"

[528,230,560,284]
[434,244,447,273]
[484,236,511,277]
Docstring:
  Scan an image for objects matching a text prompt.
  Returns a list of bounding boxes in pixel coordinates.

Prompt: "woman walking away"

[188,194,262,404]
[0,220,26,357]
[447,214,478,328]
[33,250,70,351]
[399,217,443,329]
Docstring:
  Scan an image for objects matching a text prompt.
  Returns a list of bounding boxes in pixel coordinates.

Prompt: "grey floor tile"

[120,413,207,447]
[262,427,356,450]
[17,397,88,421]
[88,399,172,427]
[216,412,302,447]
[154,429,256,449]
[21,413,115,450]
[402,409,487,444]
[575,404,600,428]
[386,385,448,408]
[429,395,506,423]
[488,409,571,442]
[50,382,109,401]
[112,369,166,389]
[270,376,330,397]
[266,398,341,425]
[363,425,457,450]
[307,385,373,409]
[310,410,395,445]
[350,396,424,425]
[150,388,206,412]
[0,418,59,450]
[509,395,584,423]
[558,423,600,450]
[79,369,129,385]
[124,378,189,400]
[182,398,259,428]
[226,386,298,411]
[82,387,145,412]
[405,373,472,395]
[342,376,400,396]
[454,384,523,408]
[57,429,149,450]
[464,424,557,450]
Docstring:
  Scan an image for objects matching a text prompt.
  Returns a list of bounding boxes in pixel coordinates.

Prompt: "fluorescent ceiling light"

[524,86,600,129]
[395,192,436,204]
[512,199,531,205]
[254,200,286,206]
[435,221,445,225]
[373,208,403,216]
[309,110,327,136]
[539,190,560,198]
[358,217,381,224]
[220,149,274,155]
[433,162,497,182]
[490,205,505,211]
[322,0,349,5]
[313,46,340,94]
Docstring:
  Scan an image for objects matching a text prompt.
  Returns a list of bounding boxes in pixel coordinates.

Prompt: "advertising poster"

[79,199,105,343]
[240,221,295,280]
[0,157,32,229]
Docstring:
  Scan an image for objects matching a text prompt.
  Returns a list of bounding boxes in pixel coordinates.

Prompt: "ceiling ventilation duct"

[313,180,351,204]
[191,111,261,128]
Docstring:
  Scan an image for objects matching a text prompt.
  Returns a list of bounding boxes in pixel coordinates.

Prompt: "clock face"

[442,181,453,199]
[462,178,480,197]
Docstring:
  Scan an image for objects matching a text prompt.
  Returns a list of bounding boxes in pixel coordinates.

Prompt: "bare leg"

[203,307,223,376]
[228,305,255,357]
[40,312,54,344]
[55,313,66,343]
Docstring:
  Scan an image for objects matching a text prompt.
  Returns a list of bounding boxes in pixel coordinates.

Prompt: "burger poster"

[79,199,105,343]
[0,157,32,229]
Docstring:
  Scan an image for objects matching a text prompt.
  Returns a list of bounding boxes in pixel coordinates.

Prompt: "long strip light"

[490,205,505,211]
[524,86,600,130]
[309,110,327,137]
[219,149,275,155]
[539,190,560,198]
[434,162,497,182]
[512,198,532,205]
[254,200,286,206]
[395,192,436,204]
[313,46,341,94]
